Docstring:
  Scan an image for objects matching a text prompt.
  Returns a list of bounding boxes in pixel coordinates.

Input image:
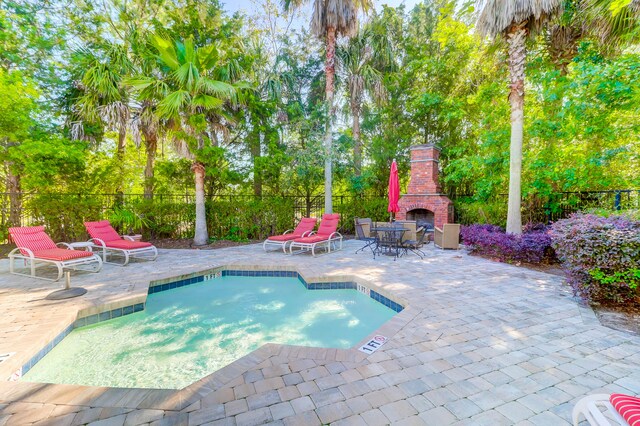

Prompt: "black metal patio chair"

[354,218,377,256]
[402,226,430,259]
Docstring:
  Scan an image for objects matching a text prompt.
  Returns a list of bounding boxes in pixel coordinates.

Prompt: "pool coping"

[13,264,416,410]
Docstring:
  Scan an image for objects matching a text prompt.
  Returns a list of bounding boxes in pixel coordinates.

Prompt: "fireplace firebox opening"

[406,209,434,230]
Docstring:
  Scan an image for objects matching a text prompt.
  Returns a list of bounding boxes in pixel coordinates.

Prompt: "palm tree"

[130,34,241,246]
[72,44,133,205]
[588,0,639,44]
[546,0,639,75]
[476,0,562,234]
[338,20,393,177]
[283,0,373,213]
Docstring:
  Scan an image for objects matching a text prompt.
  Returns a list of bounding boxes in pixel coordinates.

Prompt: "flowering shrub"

[550,213,640,303]
[461,223,555,264]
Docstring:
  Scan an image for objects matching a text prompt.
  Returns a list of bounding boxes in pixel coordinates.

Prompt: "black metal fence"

[0,192,389,243]
[1,189,638,243]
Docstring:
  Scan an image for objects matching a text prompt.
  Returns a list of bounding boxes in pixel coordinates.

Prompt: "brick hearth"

[396,144,453,229]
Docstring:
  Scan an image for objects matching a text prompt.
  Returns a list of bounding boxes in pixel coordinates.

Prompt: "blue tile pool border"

[21,268,403,377]
[21,324,73,376]
[73,302,145,328]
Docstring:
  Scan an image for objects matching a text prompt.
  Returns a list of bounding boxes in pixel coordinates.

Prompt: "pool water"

[23,276,396,389]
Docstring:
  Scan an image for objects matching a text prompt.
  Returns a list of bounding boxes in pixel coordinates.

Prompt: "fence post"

[614,191,621,211]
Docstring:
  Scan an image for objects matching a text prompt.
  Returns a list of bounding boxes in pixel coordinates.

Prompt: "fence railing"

[452,189,640,224]
[0,193,389,243]
[1,189,637,243]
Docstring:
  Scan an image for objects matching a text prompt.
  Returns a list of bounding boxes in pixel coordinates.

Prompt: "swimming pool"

[23,275,397,389]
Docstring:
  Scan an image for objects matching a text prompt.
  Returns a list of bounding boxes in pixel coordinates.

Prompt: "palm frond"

[197,44,220,70]
[151,35,181,70]
[476,0,563,38]
[173,63,199,91]
[198,78,236,99]
[192,94,224,109]
[158,90,190,119]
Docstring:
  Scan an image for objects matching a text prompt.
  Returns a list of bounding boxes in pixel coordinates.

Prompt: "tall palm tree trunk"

[6,165,21,227]
[249,129,262,196]
[352,103,362,177]
[324,26,337,214]
[192,161,209,246]
[115,123,127,207]
[506,22,527,235]
[143,132,157,200]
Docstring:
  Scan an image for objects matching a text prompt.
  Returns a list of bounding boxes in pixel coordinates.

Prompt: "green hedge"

[2,195,391,243]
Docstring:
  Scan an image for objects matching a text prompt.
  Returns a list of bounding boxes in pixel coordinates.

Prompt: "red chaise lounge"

[289,213,342,256]
[263,217,317,253]
[8,226,103,281]
[84,220,158,266]
[573,393,640,426]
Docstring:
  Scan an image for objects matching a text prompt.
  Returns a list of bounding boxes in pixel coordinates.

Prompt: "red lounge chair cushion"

[9,226,57,256]
[293,235,330,244]
[322,213,341,221]
[33,248,94,261]
[267,218,317,242]
[85,220,122,243]
[611,393,640,426]
[105,240,153,250]
[317,219,339,236]
[267,234,302,242]
[292,217,317,235]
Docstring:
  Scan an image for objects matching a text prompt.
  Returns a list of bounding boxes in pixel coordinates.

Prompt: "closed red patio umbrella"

[388,159,399,221]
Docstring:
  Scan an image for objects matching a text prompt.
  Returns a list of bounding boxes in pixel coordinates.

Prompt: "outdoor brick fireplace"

[396,144,453,229]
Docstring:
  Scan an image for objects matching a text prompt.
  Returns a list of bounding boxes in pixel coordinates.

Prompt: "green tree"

[338,17,393,178]
[283,0,373,213]
[130,34,245,245]
[72,44,132,197]
[477,0,562,234]
[0,70,37,226]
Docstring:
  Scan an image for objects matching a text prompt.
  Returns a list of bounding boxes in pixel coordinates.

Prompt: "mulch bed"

[149,238,260,250]
[466,252,565,277]
[0,244,13,258]
[0,239,258,257]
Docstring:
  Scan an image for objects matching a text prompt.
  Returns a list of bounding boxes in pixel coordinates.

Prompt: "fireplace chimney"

[397,144,453,229]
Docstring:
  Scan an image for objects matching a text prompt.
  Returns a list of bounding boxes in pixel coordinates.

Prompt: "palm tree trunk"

[323,26,337,214]
[352,104,362,177]
[192,162,209,246]
[250,130,262,196]
[6,165,21,227]
[115,123,127,207]
[143,132,157,200]
[506,23,527,235]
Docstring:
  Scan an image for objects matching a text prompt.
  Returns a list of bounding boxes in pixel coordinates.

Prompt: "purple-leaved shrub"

[460,223,555,264]
[549,213,640,303]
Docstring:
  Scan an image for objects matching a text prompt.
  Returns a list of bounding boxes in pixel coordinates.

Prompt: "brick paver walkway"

[0,241,638,425]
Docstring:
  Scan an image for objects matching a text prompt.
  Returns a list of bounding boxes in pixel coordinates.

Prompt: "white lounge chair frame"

[263,230,314,253]
[288,232,343,257]
[88,236,158,266]
[572,394,628,426]
[9,243,103,282]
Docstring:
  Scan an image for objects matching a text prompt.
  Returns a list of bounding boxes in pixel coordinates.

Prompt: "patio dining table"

[371,226,406,261]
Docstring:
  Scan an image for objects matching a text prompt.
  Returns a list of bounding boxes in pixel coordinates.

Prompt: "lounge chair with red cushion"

[8,226,102,281]
[573,393,640,426]
[263,217,317,253]
[289,213,343,256]
[84,220,158,266]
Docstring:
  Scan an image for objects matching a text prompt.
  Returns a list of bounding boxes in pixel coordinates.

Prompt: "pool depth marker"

[358,335,388,354]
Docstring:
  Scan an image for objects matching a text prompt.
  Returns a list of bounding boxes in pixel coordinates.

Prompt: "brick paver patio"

[0,241,639,425]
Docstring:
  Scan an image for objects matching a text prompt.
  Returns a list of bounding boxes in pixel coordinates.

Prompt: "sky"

[222,0,423,15]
